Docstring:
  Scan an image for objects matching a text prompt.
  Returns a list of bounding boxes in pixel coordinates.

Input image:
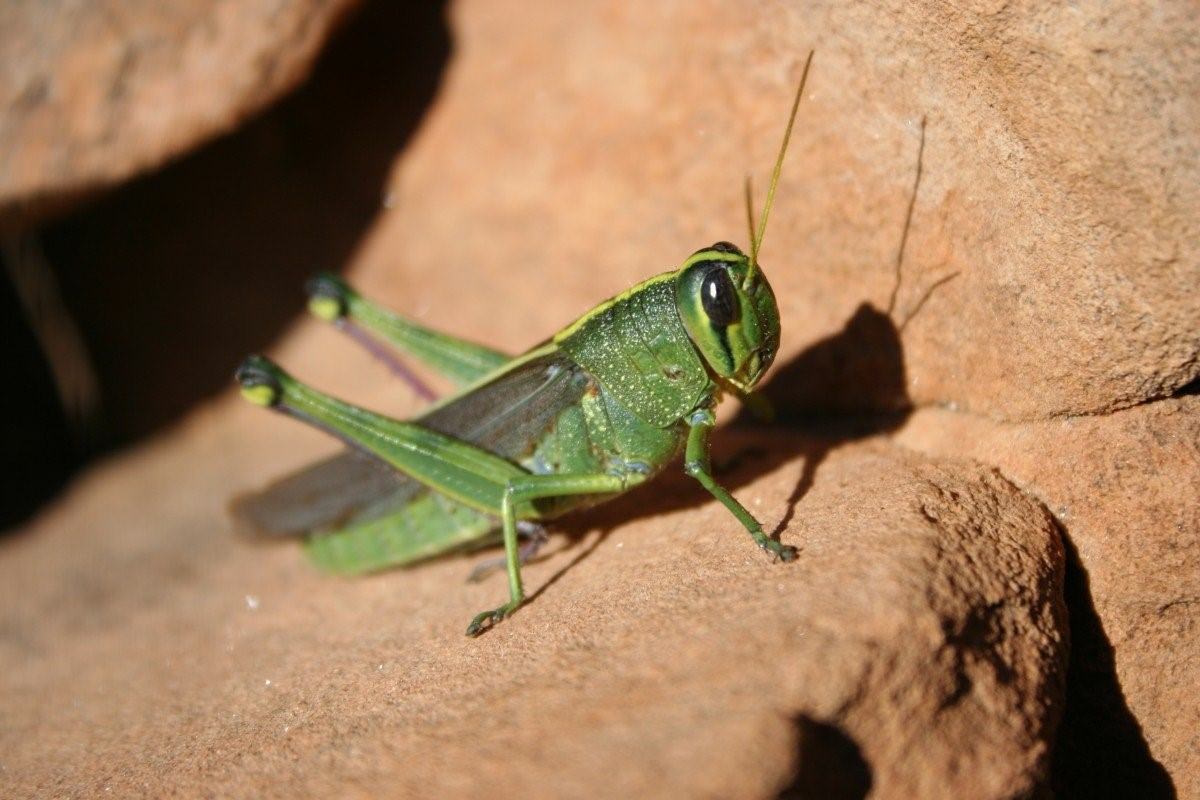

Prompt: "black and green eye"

[700,268,739,327]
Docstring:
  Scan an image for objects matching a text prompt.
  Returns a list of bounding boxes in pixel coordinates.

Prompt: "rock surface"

[0,0,360,229]
[0,393,1066,798]
[894,395,1200,797]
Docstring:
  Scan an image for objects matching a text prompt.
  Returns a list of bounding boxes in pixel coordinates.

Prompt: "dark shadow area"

[1050,526,1175,798]
[2,0,451,527]
[777,716,873,799]
[1174,375,1200,398]
[0,255,80,528]
[761,302,911,416]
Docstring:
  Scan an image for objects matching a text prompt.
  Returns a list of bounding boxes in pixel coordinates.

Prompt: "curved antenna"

[745,49,814,288]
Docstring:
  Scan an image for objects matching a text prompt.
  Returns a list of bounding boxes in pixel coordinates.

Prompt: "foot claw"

[465,604,516,637]
[757,536,798,563]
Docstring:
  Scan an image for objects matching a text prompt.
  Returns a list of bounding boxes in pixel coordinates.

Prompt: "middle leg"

[466,471,644,636]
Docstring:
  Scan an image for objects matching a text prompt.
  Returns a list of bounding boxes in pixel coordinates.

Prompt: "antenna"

[745,49,814,288]
[744,175,757,262]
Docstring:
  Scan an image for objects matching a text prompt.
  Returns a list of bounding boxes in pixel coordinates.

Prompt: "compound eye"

[700,268,739,327]
[710,241,742,254]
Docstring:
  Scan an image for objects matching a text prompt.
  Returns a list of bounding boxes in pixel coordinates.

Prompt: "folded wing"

[231,347,588,548]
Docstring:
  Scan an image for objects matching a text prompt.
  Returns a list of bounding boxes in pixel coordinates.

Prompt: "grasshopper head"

[674,53,812,395]
[676,242,780,392]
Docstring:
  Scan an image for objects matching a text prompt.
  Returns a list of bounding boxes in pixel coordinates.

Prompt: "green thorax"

[555,274,713,427]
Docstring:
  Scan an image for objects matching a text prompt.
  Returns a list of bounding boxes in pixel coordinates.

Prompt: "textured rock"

[351,0,1199,422]
[894,395,1200,796]
[0,393,1067,798]
[0,0,359,228]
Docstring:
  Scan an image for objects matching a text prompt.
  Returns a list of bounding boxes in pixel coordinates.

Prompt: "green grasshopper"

[233,54,813,636]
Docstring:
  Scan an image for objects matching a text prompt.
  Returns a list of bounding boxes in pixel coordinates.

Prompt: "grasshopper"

[233,53,813,636]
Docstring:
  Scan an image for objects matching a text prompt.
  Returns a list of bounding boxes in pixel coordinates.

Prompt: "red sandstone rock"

[0,0,359,228]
